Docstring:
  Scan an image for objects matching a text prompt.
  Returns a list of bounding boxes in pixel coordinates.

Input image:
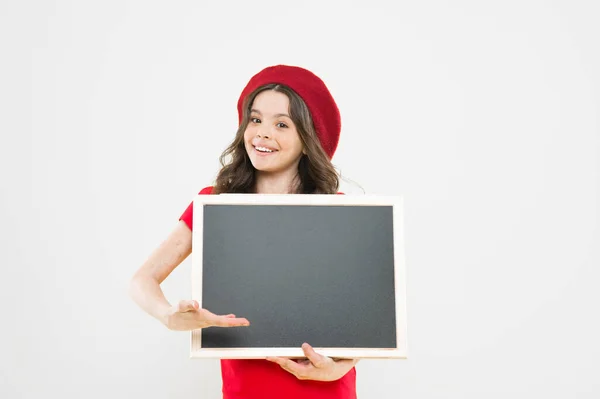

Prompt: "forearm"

[129,274,171,325]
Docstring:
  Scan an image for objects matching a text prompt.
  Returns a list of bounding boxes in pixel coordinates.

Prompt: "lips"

[252,142,279,154]
[255,146,275,153]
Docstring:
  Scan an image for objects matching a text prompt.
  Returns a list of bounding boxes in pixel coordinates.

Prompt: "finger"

[302,343,327,368]
[177,300,199,312]
[266,357,304,376]
[210,314,250,327]
[201,309,249,327]
[266,357,294,367]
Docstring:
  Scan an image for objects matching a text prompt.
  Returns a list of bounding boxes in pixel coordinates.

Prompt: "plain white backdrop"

[1,1,599,398]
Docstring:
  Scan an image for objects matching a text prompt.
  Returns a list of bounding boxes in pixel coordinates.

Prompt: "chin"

[249,160,289,174]
[250,163,278,173]
[247,155,279,173]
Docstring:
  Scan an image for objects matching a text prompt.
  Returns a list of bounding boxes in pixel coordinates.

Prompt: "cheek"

[285,134,304,153]
[243,128,254,142]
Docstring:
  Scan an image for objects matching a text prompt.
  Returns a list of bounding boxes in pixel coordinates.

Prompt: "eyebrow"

[250,109,291,119]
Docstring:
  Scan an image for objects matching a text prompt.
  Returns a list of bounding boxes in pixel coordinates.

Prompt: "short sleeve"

[179,186,214,230]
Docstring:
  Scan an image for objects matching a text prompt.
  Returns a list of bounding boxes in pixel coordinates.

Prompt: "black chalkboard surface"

[190,194,407,359]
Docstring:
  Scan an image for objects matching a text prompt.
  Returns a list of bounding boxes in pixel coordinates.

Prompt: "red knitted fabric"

[237,65,341,159]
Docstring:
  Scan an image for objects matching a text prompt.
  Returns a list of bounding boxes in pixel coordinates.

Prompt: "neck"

[254,169,300,194]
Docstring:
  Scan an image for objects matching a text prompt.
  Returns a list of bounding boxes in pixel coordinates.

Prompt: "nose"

[257,130,270,139]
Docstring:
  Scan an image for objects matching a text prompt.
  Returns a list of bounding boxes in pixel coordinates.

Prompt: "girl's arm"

[129,220,192,325]
[128,220,249,330]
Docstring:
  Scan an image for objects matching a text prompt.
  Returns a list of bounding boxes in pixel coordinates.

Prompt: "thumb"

[177,300,199,313]
[302,343,327,368]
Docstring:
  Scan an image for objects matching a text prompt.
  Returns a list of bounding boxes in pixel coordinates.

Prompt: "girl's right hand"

[163,300,250,331]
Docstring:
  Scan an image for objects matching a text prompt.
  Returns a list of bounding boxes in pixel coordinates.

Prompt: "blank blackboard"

[191,194,407,359]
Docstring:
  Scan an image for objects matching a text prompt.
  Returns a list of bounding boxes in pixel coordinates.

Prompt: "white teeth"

[255,146,274,153]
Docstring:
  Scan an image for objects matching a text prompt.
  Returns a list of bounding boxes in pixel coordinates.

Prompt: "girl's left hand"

[266,343,358,382]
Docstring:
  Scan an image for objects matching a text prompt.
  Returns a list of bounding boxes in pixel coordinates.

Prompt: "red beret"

[237,65,341,159]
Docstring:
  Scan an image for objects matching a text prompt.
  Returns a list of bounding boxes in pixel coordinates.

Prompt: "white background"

[1,1,599,398]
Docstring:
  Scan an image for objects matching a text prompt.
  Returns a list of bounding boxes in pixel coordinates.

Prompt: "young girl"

[129,65,359,399]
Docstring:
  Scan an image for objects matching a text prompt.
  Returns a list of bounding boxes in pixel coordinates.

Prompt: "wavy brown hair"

[212,84,340,194]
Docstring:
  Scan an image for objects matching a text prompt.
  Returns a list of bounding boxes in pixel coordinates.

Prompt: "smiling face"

[212,83,340,195]
[243,90,305,174]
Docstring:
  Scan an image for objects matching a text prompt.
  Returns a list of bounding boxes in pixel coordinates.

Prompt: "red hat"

[237,65,341,159]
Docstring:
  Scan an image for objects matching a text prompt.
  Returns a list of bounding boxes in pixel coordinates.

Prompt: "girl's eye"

[249,117,286,128]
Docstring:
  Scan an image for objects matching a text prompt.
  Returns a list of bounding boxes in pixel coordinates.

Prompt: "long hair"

[213,84,340,194]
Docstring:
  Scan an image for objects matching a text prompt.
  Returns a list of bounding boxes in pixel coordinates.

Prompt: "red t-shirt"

[179,186,357,399]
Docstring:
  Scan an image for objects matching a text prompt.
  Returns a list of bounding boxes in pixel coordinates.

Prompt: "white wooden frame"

[190,194,408,359]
